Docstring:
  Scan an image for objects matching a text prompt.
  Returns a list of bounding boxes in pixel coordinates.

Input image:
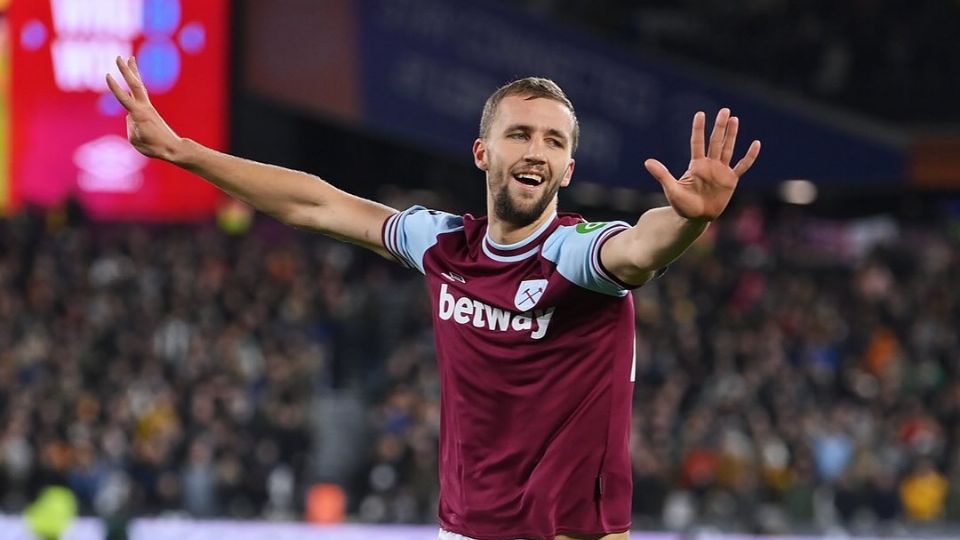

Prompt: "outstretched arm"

[600,108,761,286]
[106,56,396,256]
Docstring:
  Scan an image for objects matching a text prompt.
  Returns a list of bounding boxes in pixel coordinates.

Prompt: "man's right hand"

[105,56,183,163]
[105,57,397,259]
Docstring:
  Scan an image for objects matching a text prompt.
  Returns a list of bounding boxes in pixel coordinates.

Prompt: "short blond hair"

[479,77,579,153]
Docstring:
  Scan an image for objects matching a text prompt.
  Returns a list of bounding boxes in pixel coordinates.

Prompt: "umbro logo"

[441,271,467,284]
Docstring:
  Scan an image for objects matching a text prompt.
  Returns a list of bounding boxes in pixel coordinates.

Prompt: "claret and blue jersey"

[382,206,640,540]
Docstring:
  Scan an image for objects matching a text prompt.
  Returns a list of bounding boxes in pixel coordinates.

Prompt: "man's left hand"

[644,108,761,222]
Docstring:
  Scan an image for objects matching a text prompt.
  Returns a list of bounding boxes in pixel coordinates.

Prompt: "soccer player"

[107,56,759,540]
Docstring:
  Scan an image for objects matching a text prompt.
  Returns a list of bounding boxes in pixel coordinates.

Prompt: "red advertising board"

[1,7,9,214]
[8,0,229,221]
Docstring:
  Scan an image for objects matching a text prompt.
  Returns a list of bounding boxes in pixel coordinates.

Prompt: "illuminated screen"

[8,0,229,221]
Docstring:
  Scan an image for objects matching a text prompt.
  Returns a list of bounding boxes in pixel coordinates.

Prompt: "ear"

[560,159,575,188]
[472,139,488,171]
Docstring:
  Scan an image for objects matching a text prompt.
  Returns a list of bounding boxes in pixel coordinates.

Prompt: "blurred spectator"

[810,409,854,483]
[870,469,902,524]
[899,459,949,522]
[24,486,77,540]
[181,438,217,516]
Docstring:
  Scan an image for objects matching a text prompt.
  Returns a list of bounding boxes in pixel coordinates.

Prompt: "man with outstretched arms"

[108,56,759,540]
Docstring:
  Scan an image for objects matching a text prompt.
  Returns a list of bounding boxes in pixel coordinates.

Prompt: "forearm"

[601,206,710,286]
[169,138,337,225]
[629,206,709,271]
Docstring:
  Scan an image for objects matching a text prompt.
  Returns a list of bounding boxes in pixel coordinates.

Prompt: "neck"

[486,203,558,245]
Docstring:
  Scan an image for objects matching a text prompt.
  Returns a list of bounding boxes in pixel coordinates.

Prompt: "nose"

[523,137,547,163]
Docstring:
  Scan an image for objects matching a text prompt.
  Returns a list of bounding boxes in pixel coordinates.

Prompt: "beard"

[491,170,561,228]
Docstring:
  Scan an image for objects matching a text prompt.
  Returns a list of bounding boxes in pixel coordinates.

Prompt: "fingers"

[720,116,739,165]
[707,108,730,160]
[733,140,762,177]
[115,56,150,102]
[127,56,142,79]
[690,112,706,160]
[105,73,134,111]
[644,158,677,189]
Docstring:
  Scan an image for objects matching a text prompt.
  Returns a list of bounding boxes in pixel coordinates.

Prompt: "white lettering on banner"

[52,39,132,92]
[49,0,145,92]
[51,0,143,39]
[438,283,554,340]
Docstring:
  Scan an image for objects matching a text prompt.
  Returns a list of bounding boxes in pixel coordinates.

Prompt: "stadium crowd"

[0,211,323,519]
[1,199,959,534]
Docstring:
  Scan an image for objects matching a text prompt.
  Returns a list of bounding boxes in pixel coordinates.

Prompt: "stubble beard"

[491,169,560,228]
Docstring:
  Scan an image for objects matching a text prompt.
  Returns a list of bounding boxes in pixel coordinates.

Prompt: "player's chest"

[426,254,569,311]
[424,256,576,339]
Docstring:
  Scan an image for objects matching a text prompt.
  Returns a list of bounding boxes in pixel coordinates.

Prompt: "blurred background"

[2,0,960,539]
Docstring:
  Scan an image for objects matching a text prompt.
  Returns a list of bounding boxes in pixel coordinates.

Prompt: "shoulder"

[387,205,464,232]
[544,216,630,253]
[383,206,465,273]
[542,216,633,297]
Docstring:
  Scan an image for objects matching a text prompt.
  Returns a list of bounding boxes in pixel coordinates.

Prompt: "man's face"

[474,95,576,227]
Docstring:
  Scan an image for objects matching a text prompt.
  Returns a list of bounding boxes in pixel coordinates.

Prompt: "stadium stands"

[518,0,960,125]
[2,200,958,535]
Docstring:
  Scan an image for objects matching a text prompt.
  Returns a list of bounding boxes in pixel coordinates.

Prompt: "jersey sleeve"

[381,205,464,274]
[542,221,638,297]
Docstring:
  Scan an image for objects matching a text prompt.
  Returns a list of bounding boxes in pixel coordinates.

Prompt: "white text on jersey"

[438,284,555,340]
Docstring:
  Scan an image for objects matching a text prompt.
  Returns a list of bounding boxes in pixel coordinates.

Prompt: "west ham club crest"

[514,279,548,311]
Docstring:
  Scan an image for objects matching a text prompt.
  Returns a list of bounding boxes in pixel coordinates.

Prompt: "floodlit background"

[2,1,960,539]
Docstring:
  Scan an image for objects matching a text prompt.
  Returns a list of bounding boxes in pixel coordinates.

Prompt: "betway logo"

[438,284,554,340]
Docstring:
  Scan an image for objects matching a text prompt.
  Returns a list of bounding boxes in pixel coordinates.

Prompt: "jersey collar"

[482,212,558,262]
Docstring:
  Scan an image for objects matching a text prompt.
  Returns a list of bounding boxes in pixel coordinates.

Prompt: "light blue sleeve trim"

[542,221,632,297]
[382,206,463,274]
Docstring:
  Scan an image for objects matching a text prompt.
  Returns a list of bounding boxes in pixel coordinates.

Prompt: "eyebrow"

[504,124,569,144]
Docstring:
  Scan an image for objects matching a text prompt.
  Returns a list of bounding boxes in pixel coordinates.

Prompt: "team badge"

[514,279,548,311]
[576,222,607,234]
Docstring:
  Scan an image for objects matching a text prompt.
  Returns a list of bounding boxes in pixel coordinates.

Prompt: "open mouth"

[513,172,544,187]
